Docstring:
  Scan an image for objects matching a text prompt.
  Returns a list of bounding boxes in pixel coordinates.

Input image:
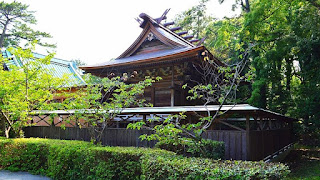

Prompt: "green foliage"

[142,155,290,179]
[284,146,320,180]
[0,138,49,174]
[209,0,320,143]
[155,138,225,159]
[174,0,213,39]
[129,55,246,158]
[242,0,320,143]
[0,138,290,179]
[0,45,69,138]
[60,74,160,143]
[0,1,54,48]
[129,113,225,160]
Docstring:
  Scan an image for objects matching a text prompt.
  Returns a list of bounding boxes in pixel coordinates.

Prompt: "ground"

[0,170,50,180]
[283,145,320,180]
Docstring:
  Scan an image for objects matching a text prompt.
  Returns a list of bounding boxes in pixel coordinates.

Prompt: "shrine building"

[27,11,295,161]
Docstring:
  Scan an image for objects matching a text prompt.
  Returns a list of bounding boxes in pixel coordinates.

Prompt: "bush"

[0,138,290,179]
[142,155,290,179]
[0,138,173,179]
[155,138,225,159]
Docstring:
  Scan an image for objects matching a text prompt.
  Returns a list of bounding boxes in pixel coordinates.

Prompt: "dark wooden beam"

[171,66,175,107]
[135,17,142,24]
[189,39,199,43]
[183,35,194,40]
[170,27,181,32]
[197,37,206,46]
[151,87,155,106]
[163,21,174,27]
[155,9,170,23]
[177,31,188,36]
[246,114,251,160]
[219,120,245,131]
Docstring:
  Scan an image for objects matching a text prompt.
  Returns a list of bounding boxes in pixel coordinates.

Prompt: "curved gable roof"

[117,17,194,59]
[81,11,207,71]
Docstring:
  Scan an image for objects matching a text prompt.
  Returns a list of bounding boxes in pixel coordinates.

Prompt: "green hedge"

[155,138,225,159]
[142,156,290,179]
[0,138,290,179]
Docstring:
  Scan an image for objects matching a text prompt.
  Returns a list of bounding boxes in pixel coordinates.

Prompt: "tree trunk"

[241,0,251,13]
[1,111,12,138]
[244,0,250,12]
[0,118,4,137]
[0,19,9,48]
[5,126,10,138]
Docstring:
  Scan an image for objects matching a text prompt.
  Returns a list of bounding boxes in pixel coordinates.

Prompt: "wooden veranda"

[26,104,295,161]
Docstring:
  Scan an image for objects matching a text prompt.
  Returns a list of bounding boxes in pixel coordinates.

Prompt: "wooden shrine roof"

[80,10,211,71]
[81,46,204,70]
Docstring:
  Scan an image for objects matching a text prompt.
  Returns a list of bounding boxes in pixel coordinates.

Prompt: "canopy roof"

[2,49,86,86]
[33,104,296,122]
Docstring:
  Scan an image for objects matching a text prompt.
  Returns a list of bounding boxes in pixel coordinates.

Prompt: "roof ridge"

[138,13,195,47]
[33,52,73,63]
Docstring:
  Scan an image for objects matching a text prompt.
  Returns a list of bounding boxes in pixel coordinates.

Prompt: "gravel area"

[0,170,51,180]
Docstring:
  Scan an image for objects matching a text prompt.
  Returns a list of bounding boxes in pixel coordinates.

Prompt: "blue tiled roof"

[2,49,86,87]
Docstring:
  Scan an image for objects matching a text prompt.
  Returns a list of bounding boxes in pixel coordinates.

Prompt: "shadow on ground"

[282,147,320,180]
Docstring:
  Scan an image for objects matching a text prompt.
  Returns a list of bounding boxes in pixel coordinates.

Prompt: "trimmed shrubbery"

[155,138,225,159]
[0,138,290,179]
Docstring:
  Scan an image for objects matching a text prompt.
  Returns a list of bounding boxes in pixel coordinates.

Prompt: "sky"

[7,0,240,65]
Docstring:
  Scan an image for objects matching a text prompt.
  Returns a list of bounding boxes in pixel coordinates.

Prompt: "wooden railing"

[263,143,294,162]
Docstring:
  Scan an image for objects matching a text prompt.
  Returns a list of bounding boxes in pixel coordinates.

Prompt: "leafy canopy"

[0,44,69,138]
[0,1,55,48]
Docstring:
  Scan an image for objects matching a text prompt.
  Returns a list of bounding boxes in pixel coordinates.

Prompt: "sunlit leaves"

[0,44,69,137]
[0,1,55,48]
[63,74,161,143]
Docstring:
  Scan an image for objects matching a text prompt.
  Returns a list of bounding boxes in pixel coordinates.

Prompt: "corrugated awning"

[32,104,296,121]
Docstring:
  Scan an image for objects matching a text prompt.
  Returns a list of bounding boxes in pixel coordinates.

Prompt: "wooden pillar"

[170,66,175,107]
[116,121,119,128]
[261,117,265,159]
[246,114,251,160]
[151,88,155,106]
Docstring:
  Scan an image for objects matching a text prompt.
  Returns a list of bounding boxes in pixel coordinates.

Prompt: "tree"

[128,51,248,157]
[238,0,320,143]
[60,74,160,144]
[0,45,68,138]
[172,0,320,145]
[174,0,213,39]
[126,0,251,157]
[0,1,54,48]
[219,0,251,12]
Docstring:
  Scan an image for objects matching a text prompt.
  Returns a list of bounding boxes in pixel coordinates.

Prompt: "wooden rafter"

[219,120,245,131]
[163,21,174,27]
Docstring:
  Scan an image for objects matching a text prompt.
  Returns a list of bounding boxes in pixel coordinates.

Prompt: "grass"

[283,145,320,180]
